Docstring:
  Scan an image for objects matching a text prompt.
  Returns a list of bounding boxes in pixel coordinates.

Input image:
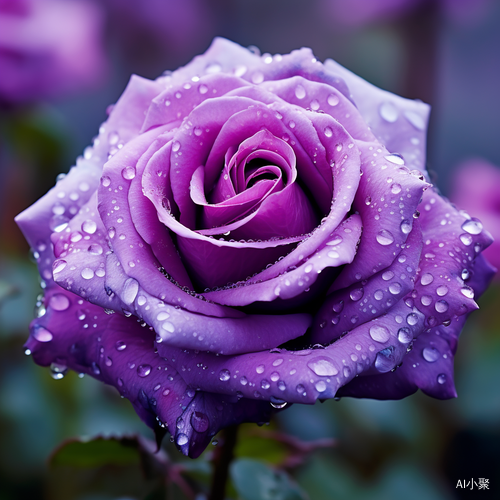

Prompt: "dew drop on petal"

[307,357,338,376]
[81,268,94,280]
[422,346,440,363]
[389,283,402,295]
[122,166,136,180]
[137,364,152,377]
[379,102,399,122]
[295,84,306,99]
[315,380,327,392]
[406,313,419,326]
[397,327,412,344]
[327,94,339,106]
[459,233,473,246]
[82,220,97,234]
[219,369,230,381]
[461,286,474,299]
[256,364,265,374]
[420,273,434,285]
[461,219,483,235]
[435,300,449,313]
[123,277,139,305]
[436,285,448,296]
[376,229,394,245]
[33,325,53,342]
[191,411,209,432]
[49,293,70,311]
[369,324,390,343]
[400,219,412,234]
[324,127,333,137]
[176,433,189,446]
[375,347,395,373]
[437,373,447,384]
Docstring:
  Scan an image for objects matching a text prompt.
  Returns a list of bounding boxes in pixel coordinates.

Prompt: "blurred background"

[1,0,499,498]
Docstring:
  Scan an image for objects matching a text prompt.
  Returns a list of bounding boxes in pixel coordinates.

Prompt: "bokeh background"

[1,0,499,499]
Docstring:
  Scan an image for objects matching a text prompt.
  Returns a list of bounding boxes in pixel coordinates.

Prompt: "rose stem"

[208,425,239,500]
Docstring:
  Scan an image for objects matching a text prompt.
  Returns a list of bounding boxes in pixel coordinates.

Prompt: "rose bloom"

[0,0,106,103]
[17,38,494,457]
[451,159,500,278]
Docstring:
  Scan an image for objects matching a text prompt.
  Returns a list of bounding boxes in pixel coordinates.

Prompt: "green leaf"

[231,458,308,500]
[50,436,141,468]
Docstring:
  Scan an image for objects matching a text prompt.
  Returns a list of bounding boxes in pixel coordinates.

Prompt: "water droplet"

[461,219,483,235]
[256,364,265,374]
[198,83,208,95]
[219,369,230,381]
[33,325,53,342]
[421,295,432,306]
[461,286,474,299]
[53,260,67,274]
[101,175,111,187]
[379,102,399,122]
[315,380,327,392]
[50,362,68,380]
[261,379,270,389]
[397,327,412,343]
[369,324,390,343]
[389,283,402,295]
[162,321,175,333]
[296,384,306,395]
[278,380,286,391]
[272,358,283,367]
[327,94,339,106]
[270,396,287,409]
[406,313,418,326]
[49,293,70,311]
[461,269,470,280]
[172,141,180,152]
[324,126,333,137]
[191,411,209,432]
[376,230,394,245]
[115,341,127,351]
[435,300,449,313]
[122,166,136,180]
[91,362,101,375]
[436,285,448,296]
[123,277,139,305]
[382,271,394,281]
[400,219,412,234]
[437,373,447,384]
[295,85,306,99]
[375,347,395,373]
[423,346,440,362]
[137,364,152,377]
[81,268,94,280]
[420,273,434,285]
[332,300,344,313]
[108,227,116,239]
[176,433,189,446]
[374,290,384,301]
[350,288,364,301]
[384,154,405,165]
[240,376,248,386]
[459,233,472,246]
[307,357,338,376]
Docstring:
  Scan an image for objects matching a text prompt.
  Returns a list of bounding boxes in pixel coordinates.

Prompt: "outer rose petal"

[25,286,274,457]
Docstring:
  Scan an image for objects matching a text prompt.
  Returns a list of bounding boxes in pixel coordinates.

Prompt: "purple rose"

[0,0,106,104]
[17,38,494,457]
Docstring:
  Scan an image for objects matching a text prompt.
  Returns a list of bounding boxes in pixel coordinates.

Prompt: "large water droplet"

[389,283,402,295]
[219,369,230,381]
[437,373,447,384]
[270,396,287,409]
[176,433,189,446]
[53,260,67,274]
[397,327,412,343]
[379,102,399,122]
[400,219,412,234]
[33,325,53,342]
[327,94,339,106]
[49,293,70,311]
[369,324,390,343]
[81,268,94,280]
[50,362,68,380]
[420,273,434,285]
[191,411,209,432]
[123,277,139,305]
[295,85,306,99]
[461,286,474,299]
[422,346,440,362]
[435,300,449,313]
[307,357,338,376]
[82,220,97,234]
[376,230,394,245]
[374,347,395,373]
[315,380,327,392]
[461,219,483,235]
[350,287,364,301]
[436,285,448,296]
[122,166,136,180]
[137,364,152,377]
[406,313,418,326]
[459,233,472,246]
[256,364,265,374]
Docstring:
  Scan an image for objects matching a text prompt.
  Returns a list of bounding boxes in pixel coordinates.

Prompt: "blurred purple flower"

[322,0,492,26]
[451,159,500,277]
[16,38,494,457]
[0,0,107,104]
